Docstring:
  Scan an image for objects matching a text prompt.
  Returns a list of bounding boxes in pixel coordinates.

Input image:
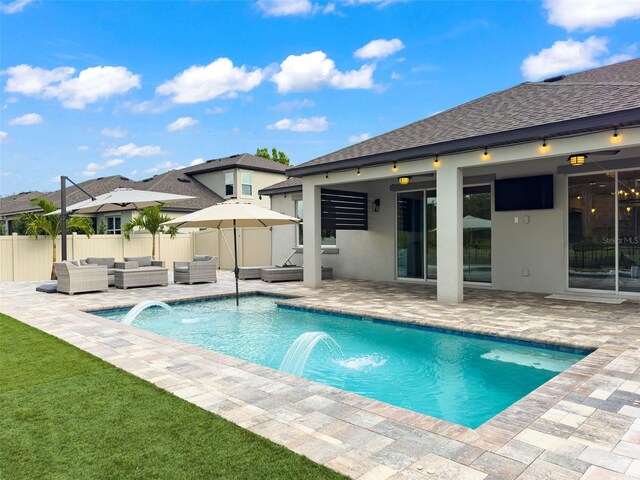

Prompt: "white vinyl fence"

[0,228,272,282]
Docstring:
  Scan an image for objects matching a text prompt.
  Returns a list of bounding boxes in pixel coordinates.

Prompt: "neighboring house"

[181,153,288,209]
[262,59,640,303]
[0,153,287,232]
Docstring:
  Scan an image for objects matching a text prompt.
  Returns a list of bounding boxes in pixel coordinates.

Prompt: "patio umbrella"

[49,188,195,215]
[162,200,300,305]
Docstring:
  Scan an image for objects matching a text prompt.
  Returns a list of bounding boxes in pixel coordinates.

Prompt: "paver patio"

[1,272,638,479]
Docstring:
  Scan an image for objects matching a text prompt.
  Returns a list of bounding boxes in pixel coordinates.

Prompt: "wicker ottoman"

[238,266,272,280]
[260,267,333,283]
[113,267,168,289]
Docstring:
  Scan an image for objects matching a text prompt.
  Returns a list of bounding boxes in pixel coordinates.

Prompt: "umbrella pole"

[233,219,239,306]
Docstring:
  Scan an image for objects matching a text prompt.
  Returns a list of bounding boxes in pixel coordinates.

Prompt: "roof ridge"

[532,81,640,86]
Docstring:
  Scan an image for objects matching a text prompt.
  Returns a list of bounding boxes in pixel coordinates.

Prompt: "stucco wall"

[192,169,286,209]
[270,157,574,293]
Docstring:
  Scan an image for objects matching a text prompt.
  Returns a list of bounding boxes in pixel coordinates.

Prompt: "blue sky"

[1,0,639,195]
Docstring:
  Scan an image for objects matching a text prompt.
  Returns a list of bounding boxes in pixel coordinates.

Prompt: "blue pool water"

[94,295,588,428]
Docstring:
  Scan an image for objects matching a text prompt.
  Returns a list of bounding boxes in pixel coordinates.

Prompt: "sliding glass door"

[397,191,424,279]
[618,170,640,293]
[463,185,492,283]
[568,169,639,293]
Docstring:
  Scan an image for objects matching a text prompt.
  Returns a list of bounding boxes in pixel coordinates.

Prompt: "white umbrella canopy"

[163,200,300,305]
[162,200,300,229]
[48,188,195,215]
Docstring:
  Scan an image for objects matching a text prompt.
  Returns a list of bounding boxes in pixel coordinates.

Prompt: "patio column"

[436,165,464,303]
[303,181,322,288]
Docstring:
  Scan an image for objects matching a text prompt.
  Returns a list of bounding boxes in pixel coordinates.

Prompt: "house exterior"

[262,59,640,303]
[0,153,287,233]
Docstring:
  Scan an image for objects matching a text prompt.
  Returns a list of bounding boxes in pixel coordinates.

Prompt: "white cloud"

[156,58,263,104]
[256,0,400,16]
[101,127,126,138]
[103,143,168,158]
[544,0,640,31]
[189,158,205,166]
[122,99,171,114]
[521,36,609,81]
[205,106,226,114]
[8,112,42,125]
[354,38,404,59]
[130,169,138,176]
[82,158,125,177]
[267,116,328,132]
[50,175,62,184]
[0,0,33,14]
[391,71,402,80]
[3,65,73,95]
[348,133,370,143]
[256,0,315,16]
[144,161,179,174]
[77,145,89,151]
[167,116,199,132]
[3,64,141,109]
[271,51,375,93]
[270,98,315,112]
[0,130,7,143]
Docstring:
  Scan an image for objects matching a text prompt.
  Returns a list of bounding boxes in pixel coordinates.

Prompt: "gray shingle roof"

[288,59,640,176]
[258,177,302,196]
[136,169,224,210]
[182,153,288,176]
[0,171,223,216]
[0,191,46,216]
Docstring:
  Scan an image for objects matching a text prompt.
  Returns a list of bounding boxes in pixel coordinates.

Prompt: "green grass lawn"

[0,314,347,479]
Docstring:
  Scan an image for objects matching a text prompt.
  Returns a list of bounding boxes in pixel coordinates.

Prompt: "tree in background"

[123,205,178,259]
[255,148,290,166]
[20,198,94,279]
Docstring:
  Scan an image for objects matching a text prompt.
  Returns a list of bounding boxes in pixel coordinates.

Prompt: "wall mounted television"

[494,174,554,211]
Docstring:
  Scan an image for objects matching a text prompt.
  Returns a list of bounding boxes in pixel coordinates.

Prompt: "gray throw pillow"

[124,256,152,267]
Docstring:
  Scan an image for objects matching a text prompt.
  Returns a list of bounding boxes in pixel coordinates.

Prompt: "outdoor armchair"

[54,261,109,295]
[174,255,218,284]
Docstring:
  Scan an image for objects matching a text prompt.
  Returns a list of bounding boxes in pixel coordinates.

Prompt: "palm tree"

[123,205,177,259]
[21,198,94,279]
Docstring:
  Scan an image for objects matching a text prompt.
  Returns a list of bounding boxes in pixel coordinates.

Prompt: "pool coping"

[1,275,638,479]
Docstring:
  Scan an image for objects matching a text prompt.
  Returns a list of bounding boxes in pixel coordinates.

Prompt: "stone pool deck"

[1,273,639,480]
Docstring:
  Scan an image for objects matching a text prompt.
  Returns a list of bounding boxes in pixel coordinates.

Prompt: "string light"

[539,138,549,153]
[356,167,361,176]
[433,155,441,167]
[482,147,490,160]
[391,161,398,173]
[325,172,329,179]
[611,128,621,144]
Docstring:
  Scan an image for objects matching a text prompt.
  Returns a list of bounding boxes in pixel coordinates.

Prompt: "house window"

[241,173,252,197]
[225,172,234,197]
[106,216,121,235]
[295,200,336,247]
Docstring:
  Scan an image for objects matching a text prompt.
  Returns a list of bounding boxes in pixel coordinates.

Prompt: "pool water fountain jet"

[122,300,173,325]
[280,331,346,376]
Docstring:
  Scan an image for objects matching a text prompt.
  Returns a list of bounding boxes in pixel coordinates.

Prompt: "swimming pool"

[94,295,589,428]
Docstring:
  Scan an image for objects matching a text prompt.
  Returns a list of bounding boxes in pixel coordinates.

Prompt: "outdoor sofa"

[174,255,218,284]
[85,256,167,289]
[54,261,109,295]
[261,266,333,282]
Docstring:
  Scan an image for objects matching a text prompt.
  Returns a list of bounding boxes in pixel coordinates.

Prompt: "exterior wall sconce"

[372,199,380,212]
[482,147,490,160]
[568,154,587,166]
[398,176,412,185]
[611,128,621,144]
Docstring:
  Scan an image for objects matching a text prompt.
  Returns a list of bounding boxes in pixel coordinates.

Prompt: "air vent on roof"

[96,176,104,180]
[119,176,131,181]
[142,178,152,183]
[177,177,191,183]
[230,154,240,158]
[543,75,565,83]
